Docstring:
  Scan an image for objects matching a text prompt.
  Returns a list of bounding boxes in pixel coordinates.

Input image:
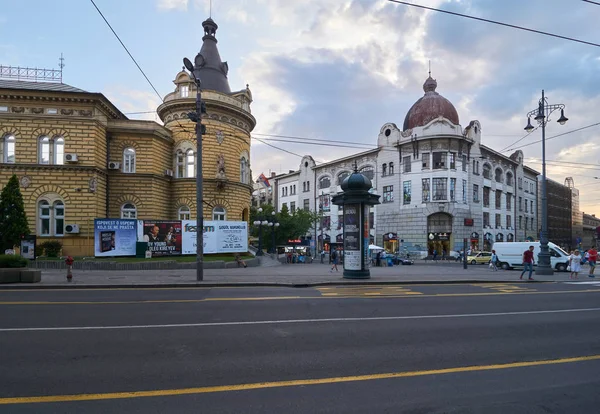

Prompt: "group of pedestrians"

[567,247,597,279]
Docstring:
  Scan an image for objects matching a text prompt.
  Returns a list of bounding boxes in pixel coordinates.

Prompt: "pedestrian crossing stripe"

[564,281,600,285]
[317,286,422,297]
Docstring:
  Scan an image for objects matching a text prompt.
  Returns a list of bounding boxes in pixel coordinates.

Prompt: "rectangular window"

[47,108,58,115]
[495,214,501,228]
[290,202,296,213]
[525,200,528,213]
[403,156,411,173]
[462,155,467,172]
[403,181,411,204]
[0,106,8,112]
[306,181,310,192]
[432,178,447,201]
[450,178,456,201]
[303,199,310,211]
[389,162,394,175]
[54,203,65,236]
[337,215,343,229]
[483,187,490,207]
[525,217,528,231]
[462,179,467,203]
[473,184,479,203]
[432,152,446,169]
[383,185,394,203]
[507,215,512,229]
[519,197,522,211]
[483,212,490,227]
[369,211,374,229]
[530,200,534,213]
[449,152,456,169]
[180,85,189,98]
[495,190,502,209]
[506,193,512,210]
[422,178,430,203]
[422,153,430,169]
[518,178,523,189]
[519,216,523,230]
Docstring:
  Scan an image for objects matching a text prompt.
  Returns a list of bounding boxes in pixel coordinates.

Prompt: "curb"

[0,279,554,290]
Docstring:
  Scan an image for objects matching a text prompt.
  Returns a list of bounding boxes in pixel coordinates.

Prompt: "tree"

[0,174,30,251]
[250,204,317,252]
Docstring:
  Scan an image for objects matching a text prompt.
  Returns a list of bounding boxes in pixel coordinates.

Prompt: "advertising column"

[343,204,361,271]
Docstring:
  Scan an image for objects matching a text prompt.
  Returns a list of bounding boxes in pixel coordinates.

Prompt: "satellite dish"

[183,57,194,72]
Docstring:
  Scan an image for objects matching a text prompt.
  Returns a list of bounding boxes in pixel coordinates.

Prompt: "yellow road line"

[1,354,599,405]
[0,289,599,305]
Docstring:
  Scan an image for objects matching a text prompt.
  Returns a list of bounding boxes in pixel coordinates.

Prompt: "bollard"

[65,256,74,282]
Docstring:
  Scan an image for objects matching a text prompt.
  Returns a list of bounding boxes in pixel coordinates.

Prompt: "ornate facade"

[0,17,255,256]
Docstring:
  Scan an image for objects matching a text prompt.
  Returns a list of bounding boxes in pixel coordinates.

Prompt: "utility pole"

[183,54,206,281]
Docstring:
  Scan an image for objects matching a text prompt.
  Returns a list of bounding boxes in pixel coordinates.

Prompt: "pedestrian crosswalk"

[316,285,422,297]
[563,281,600,286]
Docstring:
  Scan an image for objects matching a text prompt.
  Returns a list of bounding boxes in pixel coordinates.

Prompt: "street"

[1,282,599,413]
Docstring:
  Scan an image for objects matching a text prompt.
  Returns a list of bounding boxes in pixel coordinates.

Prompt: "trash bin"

[136,242,149,258]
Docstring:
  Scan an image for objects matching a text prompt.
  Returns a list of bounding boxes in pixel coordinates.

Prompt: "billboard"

[141,220,182,256]
[94,219,137,257]
[182,220,247,254]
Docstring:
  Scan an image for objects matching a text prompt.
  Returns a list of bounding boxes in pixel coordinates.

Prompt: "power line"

[253,137,324,163]
[502,121,600,152]
[499,127,538,153]
[387,0,600,48]
[582,0,600,6]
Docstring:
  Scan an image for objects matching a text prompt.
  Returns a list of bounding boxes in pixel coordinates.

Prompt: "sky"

[1,0,599,215]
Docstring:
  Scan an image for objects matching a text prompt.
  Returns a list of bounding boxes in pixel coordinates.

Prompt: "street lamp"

[523,90,568,275]
[253,207,269,256]
[267,211,280,254]
[183,53,206,281]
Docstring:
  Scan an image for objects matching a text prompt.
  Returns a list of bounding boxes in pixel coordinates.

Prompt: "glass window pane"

[54,138,64,165]
[40,138,50,164]
[55,218,64,235]
[41,218,50,235]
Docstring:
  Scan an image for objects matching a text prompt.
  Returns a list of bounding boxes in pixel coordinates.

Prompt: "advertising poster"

[94,219,137,257]
[142,220,182,256]
[182,220,218,254]
[20,235,36,260]
[216,221,248,253]
[344,204,361,270]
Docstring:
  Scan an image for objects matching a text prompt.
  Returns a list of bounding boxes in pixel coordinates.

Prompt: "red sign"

[464,218,474,226]
[287,239,302,243]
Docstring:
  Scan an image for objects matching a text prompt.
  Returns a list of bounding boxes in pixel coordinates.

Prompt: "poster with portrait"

[94,219,137,257]
[142,220,182,256]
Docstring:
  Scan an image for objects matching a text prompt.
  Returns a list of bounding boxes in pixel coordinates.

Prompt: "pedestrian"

[235,253,247,268]
[432,249,438,262]
[330,248,339,272]
[519,245,535,280]
[376,251,382,267]
[490,250,498,271]
[588,246,597,278]
[320,249,325,264]
[569,249,582,279]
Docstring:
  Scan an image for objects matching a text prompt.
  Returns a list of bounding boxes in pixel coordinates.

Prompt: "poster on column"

[343,204,361,270]
[142,220,182,256]
[94,219,137,257]
[182,221,218,254]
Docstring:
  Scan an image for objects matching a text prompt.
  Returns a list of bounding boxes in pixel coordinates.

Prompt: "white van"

[492,242,570,272]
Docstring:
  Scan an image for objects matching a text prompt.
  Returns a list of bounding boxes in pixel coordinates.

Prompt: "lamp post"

[253,207,268,256]
[268,211,280,254]
[183,54,206,281]
[524,90,568,276]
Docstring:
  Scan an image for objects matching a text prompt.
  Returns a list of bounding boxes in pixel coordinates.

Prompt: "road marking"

[1,307,599,333]
[475,283,537,293]
[317,286,422,297]
[1,354,599,405]
[0,288,599,306]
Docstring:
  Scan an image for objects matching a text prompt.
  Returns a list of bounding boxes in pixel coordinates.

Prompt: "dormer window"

[180,85,189,98]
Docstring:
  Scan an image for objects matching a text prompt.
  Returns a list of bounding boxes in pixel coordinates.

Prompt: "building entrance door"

[427,213,453,257]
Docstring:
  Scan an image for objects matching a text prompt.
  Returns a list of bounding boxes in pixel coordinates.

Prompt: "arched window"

[53,137,64,165]
[176,150,185,178]
[506,172,513,186]
[3,134,15,163]
[495,167,503,183]
[381,163,387,177]
[240,157,248,184]
[121,203,137,219]
[389,162,394,175]
[212,206,226,221]
[178,205,191,220]
[38,198,65,236]
[186,149,195,178]
[319,176,331,189]
[39,136,50,164]
[123,148,136,173]
[482,163,492,179]
[359,166,374,180]
[338,171,350,185]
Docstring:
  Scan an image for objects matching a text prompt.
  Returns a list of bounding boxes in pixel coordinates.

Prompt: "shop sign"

[464,218,474,226]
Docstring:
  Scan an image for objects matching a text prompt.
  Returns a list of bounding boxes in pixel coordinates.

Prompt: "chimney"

[289,170,294,173]
[271,172,276,178]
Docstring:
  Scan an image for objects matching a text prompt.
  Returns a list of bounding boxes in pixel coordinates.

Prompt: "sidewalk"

[2,262,587,288]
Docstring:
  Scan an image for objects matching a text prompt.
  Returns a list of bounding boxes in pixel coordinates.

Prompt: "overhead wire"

[501,122,600,152]
[387,0,600,48]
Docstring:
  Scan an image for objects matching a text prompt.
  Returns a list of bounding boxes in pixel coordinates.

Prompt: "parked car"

[467,251,492,265]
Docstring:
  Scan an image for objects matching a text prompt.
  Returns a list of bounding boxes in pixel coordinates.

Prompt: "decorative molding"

[11,106,24,113]
[31,107,43,114]
[61,108,74,115]
[19,175,31,188]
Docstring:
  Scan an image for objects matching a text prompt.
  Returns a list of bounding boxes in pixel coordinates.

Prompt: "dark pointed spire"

[196,18,231,94]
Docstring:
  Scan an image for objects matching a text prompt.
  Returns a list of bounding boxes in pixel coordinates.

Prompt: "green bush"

[0,254,28,268]
[39,241,63,258]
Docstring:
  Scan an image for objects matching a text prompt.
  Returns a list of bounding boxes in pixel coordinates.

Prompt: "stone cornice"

[0,163,108,176]
[108,119,172,142]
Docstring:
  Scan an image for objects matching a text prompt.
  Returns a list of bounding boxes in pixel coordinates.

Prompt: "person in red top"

[520,245,535,280]
[588,246,598,278]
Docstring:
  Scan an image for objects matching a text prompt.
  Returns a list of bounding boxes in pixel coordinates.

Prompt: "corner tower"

[157,17,256,223]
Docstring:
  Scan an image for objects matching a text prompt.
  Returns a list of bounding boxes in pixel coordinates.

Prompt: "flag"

[258,173,271,188]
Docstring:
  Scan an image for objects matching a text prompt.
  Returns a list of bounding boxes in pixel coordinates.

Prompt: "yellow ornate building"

[0,17,255,256]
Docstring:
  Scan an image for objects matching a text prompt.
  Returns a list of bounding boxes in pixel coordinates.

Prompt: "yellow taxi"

[467,251,492,265]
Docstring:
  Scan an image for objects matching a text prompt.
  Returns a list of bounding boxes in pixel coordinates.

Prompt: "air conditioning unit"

[164,169,174,177]
[65,224,80,234]
[108,161,120,170]
[65,153,78,163]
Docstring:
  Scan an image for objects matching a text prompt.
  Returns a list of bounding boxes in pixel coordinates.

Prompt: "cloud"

[157,0,188,11]
[103,86,162,122]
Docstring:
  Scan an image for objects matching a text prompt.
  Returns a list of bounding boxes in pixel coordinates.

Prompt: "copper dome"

[402,76,459,131]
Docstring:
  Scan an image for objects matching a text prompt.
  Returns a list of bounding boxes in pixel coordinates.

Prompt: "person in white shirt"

[569,250,582,279]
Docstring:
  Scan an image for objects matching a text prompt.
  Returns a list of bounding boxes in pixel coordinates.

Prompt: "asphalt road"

[1,282,599,413]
